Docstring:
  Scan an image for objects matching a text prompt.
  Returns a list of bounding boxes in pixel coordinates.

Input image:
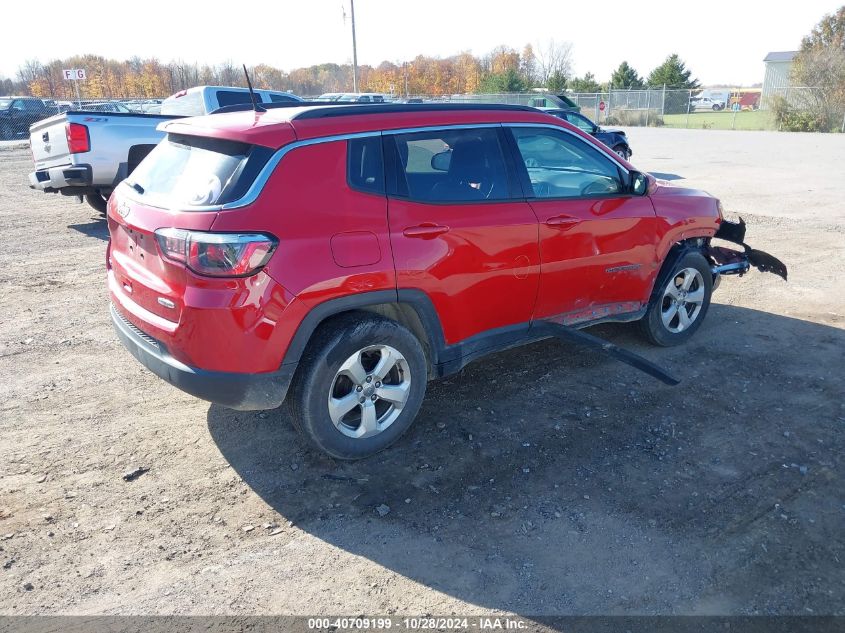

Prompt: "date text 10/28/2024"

[307,617,528,630]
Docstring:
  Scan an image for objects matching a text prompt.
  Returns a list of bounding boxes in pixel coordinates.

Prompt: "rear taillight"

[154,229,277,277]
[66,122,89,154]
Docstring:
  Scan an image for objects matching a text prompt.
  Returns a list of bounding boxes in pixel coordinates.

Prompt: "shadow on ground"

[208,305,845,616]
[68,214,108,241]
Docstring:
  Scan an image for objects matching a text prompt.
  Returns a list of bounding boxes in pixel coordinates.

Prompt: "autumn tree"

[520,44,537,86]
[12,42,580,99]
[800,5,845,49]
[779,5,845,130]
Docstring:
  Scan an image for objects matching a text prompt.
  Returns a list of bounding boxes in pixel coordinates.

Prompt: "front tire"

[638,251,713,346]
[0,122,13,140]
[612,144,630,160]
[287,313,427,459]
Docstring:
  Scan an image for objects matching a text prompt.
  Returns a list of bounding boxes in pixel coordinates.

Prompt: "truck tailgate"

[30,114,73,169]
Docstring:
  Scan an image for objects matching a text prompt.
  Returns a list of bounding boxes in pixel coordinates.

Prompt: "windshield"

[567,113,595,132]
[126,134,252,208]
[0,99,12,108]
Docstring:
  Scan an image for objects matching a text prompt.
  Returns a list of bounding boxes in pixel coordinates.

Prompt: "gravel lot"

[1,128,843,617]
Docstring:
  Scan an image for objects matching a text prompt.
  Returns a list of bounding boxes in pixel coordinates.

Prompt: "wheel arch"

[282,289,446,379]
[646,238,710,306]
[127,144,157,175]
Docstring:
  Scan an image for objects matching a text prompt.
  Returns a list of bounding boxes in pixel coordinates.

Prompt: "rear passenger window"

[387,128,511,203]
[347,137,385,194]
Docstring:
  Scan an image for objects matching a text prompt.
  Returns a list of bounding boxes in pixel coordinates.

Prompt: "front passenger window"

[511,127,622,199]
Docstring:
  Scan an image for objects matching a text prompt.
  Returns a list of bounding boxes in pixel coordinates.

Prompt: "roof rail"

[210,101,348,115]
[209,102,542,117]
[291,103,541,120]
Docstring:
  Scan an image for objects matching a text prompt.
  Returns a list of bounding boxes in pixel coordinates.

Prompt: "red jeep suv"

[107,103,784,459]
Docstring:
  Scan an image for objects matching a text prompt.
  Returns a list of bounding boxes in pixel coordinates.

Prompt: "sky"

[2,0,842,86]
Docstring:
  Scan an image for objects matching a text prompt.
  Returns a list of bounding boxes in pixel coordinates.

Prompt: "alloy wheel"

[327,344,412,439]
[660,267,705,333]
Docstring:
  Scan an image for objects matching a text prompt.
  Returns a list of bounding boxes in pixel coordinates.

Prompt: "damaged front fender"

[709,217,788,281]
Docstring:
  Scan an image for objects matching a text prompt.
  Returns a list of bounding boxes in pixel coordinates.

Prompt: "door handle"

[402,223,450,239]
[545,215,581,228]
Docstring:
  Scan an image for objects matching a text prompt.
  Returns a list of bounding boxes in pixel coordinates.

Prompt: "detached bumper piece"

[533,322,680,386]
[710,217,788,281]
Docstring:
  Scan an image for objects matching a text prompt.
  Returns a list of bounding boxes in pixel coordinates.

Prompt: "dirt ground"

[1,128,844,617]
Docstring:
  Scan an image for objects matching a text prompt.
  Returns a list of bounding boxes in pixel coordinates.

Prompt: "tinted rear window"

[216,90,264,108]
[268,93,299,103]
[126,134,271,209]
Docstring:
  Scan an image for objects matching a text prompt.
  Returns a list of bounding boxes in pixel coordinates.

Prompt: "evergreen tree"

[546,70,568,92]
[480,67,528,93]
[568,72,603,93]
[610,61,644,89]
[646,54,699,89]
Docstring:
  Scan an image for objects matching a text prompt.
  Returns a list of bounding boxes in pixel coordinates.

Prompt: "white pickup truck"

[28,86,301,212]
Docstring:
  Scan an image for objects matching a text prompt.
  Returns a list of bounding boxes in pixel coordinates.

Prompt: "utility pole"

[350,0,358,93]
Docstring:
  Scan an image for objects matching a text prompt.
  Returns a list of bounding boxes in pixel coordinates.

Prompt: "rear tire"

[85,192,109,215]
[638,251,713,347]
[287,313,427,460]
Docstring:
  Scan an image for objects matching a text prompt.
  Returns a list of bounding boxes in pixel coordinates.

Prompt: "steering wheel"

[524,157,540,168]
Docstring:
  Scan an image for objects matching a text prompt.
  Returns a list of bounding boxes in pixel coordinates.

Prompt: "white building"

[761,51,798,109]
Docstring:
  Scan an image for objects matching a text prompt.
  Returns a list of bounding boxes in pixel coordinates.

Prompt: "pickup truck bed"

[28,111,181,212]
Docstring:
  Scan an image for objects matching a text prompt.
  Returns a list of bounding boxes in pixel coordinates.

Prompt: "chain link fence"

[0,96,163,140]
[3,88,843,141]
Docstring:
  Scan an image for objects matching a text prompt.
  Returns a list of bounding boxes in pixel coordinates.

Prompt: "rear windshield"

[161,91,204,116]
[126,133,271,209]
[216,90,263,108]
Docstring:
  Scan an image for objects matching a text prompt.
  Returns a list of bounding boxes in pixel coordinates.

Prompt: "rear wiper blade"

[129,182,144,195]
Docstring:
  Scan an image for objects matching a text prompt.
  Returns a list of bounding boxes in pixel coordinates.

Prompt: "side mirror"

[431,150,452,172]
[630,171,649,196]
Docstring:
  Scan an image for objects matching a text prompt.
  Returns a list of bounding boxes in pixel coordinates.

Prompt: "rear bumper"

[28,164,92,192]
[110,303,295,411]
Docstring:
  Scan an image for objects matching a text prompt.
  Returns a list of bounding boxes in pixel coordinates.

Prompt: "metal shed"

[761,51,798,109]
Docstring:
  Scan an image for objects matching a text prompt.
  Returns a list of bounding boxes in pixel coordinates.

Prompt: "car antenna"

[242,64,266,113]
